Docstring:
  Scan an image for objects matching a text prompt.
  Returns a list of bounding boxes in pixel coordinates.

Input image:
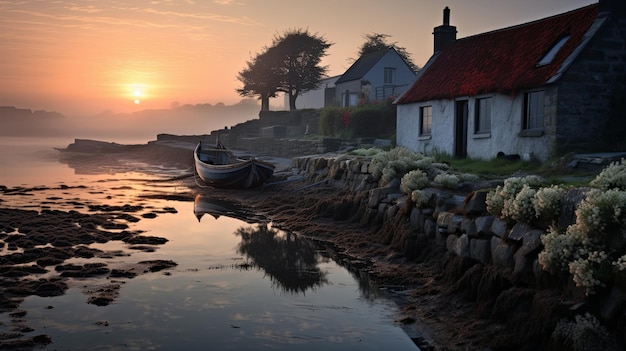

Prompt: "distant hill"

[0,106,66,136]
[0,100,262,140]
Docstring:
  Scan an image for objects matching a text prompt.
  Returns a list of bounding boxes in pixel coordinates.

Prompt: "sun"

[126,83,147,105]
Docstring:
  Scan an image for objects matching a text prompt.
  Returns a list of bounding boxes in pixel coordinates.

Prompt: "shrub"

[590,158,626,190]
[434,173,460,189]
[400,170,429,194]
[539,188,626,295]
[411,189,435,208]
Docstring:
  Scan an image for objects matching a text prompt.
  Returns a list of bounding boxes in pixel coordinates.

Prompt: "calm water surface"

[0,137,419,350]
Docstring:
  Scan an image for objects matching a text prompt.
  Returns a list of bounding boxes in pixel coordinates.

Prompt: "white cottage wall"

[398,94,553,161]
[397,100,455,155]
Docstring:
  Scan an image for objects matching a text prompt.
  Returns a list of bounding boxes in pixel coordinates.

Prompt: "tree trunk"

[289,93,297,111]
[260,95,270,112]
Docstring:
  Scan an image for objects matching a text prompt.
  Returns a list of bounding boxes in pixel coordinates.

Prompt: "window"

[341,91,359,107]
[524,90,545,130]
[384,67,395,84]
[475,97,491,133]
[537,35,570,66]
[420,106,432,135]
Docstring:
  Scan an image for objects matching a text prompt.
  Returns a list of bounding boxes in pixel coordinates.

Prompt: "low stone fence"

[290,153,625,340]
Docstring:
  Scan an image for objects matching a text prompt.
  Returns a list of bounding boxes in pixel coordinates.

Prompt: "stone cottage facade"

[395,2,626,161]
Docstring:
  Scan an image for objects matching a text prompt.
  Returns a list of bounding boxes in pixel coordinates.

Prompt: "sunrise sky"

[0,0,597,116]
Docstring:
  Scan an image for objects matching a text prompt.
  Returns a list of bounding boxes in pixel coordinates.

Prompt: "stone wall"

[554,14,626,154]
[290,153,626,347]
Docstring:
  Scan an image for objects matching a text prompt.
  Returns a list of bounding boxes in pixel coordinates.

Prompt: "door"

[455,100,468,158]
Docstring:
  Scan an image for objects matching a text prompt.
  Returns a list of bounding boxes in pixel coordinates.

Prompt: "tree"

[271,29,332,111]
[236,46,281,112]
[356,33,419,72]
[236,28,331,111]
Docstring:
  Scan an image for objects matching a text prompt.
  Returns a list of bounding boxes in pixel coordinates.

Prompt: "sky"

[0,0,597,117]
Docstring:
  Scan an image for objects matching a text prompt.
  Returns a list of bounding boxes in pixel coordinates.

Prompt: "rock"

[491,236,515,267]
[463,190,488,215]
[508,222,531,242]
[470,238,491,264]
[454,234,470,258]
[490,217,509,238]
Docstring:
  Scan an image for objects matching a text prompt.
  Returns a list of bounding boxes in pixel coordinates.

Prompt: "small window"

[384,67,395,84]
[524,90,545,130]
[475,97,491,134]
[537,35,570,66]
[420,106,432,135]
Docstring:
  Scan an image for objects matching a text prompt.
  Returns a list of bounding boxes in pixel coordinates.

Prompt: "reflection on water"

[0,137,420,350]
[235,224,329,294]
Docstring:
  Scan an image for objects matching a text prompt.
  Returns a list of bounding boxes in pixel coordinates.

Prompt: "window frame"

[474,97,492,134]
[523,90,545,130]
[420,105,432,136]
[384,67,395,85]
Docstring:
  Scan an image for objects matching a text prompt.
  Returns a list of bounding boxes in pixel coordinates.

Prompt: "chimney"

[599,0,626,15]
[433,7,457,54]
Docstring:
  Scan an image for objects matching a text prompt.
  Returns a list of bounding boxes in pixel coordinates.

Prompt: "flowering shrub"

[485,175,544,221]
[350,148,382,157]
[511,184,537,223]
[534,185,565,221]
[319,98,396,138]
[539,187,626,295]
[400,170,429,194]
[589,158,626,190]
[434,173,459,189]
[411,189,435,208]
[368,147,435,184]
[552,313,612,351]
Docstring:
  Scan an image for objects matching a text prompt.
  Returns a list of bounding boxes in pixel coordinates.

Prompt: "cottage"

[282,75,340,110]
[335,47,417,106]
[395,1,626,161]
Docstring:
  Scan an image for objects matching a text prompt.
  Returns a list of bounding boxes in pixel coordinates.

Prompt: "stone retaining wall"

[290,153,626,338]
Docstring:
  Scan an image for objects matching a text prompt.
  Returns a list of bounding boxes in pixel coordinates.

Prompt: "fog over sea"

[0,99,264,144]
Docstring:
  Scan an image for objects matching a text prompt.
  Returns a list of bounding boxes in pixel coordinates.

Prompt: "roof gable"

[397,4,600,104]
[335,47,396,84]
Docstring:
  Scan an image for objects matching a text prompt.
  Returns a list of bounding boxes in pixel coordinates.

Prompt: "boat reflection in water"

[193,193,329,294]
[193,193,264,223]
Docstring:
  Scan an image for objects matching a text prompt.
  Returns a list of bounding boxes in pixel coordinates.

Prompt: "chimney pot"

[433,7,457,54]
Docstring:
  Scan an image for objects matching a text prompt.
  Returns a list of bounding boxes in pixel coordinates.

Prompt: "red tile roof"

[396,4,599,104]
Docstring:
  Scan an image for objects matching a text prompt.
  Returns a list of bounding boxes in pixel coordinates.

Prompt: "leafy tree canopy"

[236,28,332,111]
[356,33,419,72]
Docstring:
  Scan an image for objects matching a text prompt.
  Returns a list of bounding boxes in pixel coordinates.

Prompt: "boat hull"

[194,144,275,189]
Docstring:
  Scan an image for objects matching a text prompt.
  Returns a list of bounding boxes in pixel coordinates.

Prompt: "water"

[0,137,419,350]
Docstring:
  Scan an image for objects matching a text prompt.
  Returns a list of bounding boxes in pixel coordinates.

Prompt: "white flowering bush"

[486,175,544,221]
[434,173,460,189]
[552,313,611,351]
[511,184,537,223]
[589,158,626,191]
[575,189,626,235]
[400,170,429,194]
[534,185,565,221]
[539,187,626,295]
[411,189,435,208]
[350,147,382,157]
[613,254,626,271]
[369,147,427,183]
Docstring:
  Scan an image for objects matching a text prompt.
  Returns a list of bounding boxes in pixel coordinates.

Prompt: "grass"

[437,154,542,177]
[437,153,599,186]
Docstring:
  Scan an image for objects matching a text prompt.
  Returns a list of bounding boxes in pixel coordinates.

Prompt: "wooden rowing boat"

[193,142,275,189]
